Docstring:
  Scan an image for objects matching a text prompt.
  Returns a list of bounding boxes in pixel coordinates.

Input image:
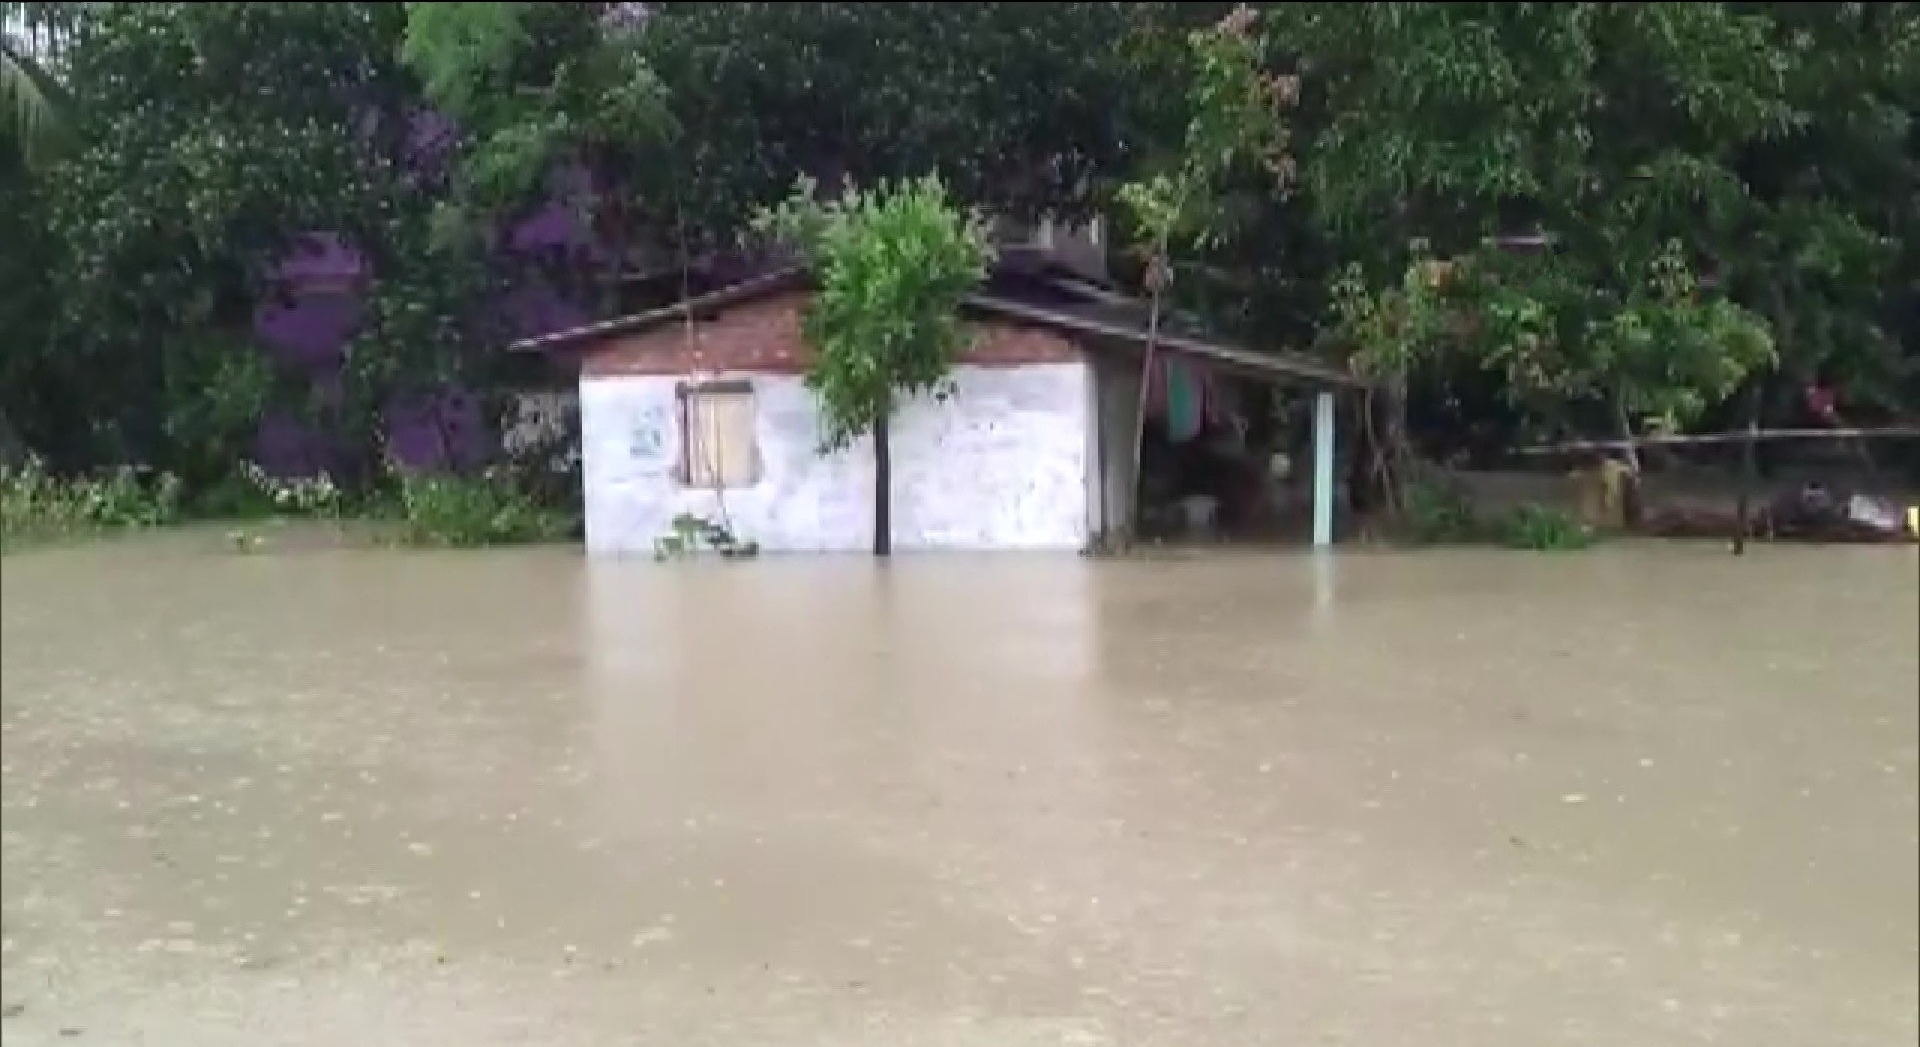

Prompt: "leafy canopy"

[400,2,666,224]
[4,0,1914,488]
[754,176,994,452]
[1283,2,1806,434]
[1117,5,1294,266]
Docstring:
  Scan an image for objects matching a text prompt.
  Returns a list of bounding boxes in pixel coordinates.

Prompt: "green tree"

[13,2,547,485]
[1114,4,1294,539]
[0,3,83,464]
[1721,2,1919,423]
[404,2,1148,265]
[24,3,423,475]
[1267,3,1800,489]
[754,175,994,556]
[8,0,1910,504]
[643,3,1142,227]
[400,3,665,236]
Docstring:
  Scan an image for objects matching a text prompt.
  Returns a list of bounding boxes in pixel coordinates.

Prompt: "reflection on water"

[2,530,1915,1047]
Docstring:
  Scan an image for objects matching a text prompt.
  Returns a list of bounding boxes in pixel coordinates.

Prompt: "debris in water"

[631,926,672,948]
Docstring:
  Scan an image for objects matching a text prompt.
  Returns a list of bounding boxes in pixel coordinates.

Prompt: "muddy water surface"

[2,532,1916,1045]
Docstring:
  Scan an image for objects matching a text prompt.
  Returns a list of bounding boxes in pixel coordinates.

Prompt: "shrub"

[0,456,181,548]
[190,461,346,520]
[393,467,576,548]
[1400,478,1483,543]
[1395,475,1593,551]
[1490,502,1594,550]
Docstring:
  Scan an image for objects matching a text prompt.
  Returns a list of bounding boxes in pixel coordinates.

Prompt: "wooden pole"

[1733,385,1762,556]
[1124,249,1171,549]
[873,406,891,557]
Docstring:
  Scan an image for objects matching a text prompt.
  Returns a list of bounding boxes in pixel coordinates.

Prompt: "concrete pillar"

[1312,390,1336,548]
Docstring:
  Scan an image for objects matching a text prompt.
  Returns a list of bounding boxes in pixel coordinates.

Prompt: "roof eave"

[508,267,1361,390]
[505,267,809,353]
[963,293,1359,389]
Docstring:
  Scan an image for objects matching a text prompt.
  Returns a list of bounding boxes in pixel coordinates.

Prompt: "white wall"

[579,363,1092,555]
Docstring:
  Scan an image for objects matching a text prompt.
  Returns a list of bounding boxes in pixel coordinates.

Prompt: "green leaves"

[756,173,992,555]
[2,0,1913,485]
[1339,235,1776,438]
[400,2,667,221]
[1118,5,1292,262]
[1292,2,1912,437]
[754,175,993,452]
[399,2,534,119]
[633,3,1141,238]
[10,4,418,467]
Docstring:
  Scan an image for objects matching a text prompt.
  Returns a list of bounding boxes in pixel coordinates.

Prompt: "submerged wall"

[579,363,1093,554]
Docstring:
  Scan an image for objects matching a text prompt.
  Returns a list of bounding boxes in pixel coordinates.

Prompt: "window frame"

[674,378,760,489]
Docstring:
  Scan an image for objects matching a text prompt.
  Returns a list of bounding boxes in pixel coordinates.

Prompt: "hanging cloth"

[1165,359,1204,443]
[1144,356,1216,444]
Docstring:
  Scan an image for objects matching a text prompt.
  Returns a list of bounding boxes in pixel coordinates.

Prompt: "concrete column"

[1312,390,1336,548]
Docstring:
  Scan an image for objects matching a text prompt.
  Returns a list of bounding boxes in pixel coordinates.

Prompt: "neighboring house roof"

[964,284,1358,388]
[507,262,1361,389]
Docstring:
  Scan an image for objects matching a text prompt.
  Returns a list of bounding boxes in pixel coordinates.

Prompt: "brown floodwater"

[2,529,1915,1045]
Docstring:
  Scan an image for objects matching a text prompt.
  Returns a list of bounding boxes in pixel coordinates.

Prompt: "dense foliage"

[1268,3,1916,445]
[1,1,1914,534]
[10,3,420,477]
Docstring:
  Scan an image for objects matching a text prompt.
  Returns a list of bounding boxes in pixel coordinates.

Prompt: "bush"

[392,468,576,548]
[1396,476,1593,551]
[0,455,182,548]
[190,461,347,520]
[1401,478,1483,543]
[1490,502,1594,550]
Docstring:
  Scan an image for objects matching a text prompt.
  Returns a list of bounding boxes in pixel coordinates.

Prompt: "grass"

[0,456,182,550]
[389,468,577,548]
[3,455,576,553]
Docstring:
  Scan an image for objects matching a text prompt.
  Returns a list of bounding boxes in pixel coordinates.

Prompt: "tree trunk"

[1125,284,1165,548]
[1613,396,1645,529]
[1365,375,1412,519]
[873,407,892,557]
[430,395,456,473]
[1613,397,1641,475]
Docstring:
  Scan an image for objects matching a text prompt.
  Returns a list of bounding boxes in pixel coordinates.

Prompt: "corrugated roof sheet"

[509,263,1360,388]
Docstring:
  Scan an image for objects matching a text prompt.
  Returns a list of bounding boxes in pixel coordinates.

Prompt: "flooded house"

[511,232,1360,556]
